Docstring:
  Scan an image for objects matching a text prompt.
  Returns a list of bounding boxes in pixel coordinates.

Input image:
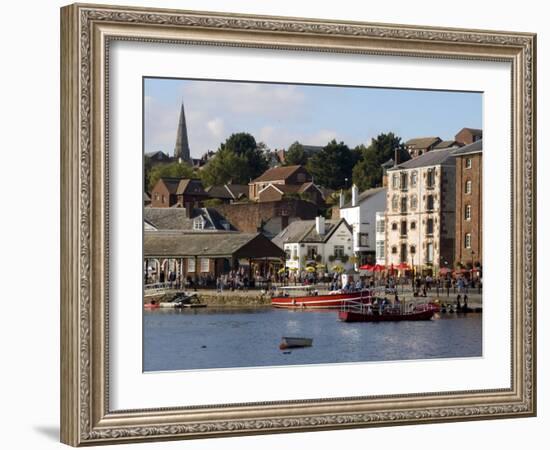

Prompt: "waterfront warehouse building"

[384,146,457,275]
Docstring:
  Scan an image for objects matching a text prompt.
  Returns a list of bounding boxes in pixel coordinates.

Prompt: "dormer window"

[193,216,205,230]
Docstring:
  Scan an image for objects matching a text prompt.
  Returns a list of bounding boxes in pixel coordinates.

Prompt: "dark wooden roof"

[251,165,304,183]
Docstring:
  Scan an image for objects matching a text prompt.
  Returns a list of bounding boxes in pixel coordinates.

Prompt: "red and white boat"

[271,286,374,309]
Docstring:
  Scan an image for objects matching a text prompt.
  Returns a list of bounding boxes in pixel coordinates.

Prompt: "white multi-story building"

[272,216,354,272]
[338,185,387,266]
[385,147,457,274]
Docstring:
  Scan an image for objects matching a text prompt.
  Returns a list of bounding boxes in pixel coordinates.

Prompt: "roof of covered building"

[451,139,483,156]
[387,146,457,171]
[404,137,441,149]
[251,165,306,183]
[144,231,284,258]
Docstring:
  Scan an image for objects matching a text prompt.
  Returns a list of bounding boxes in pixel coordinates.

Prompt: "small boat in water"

[271,285,374,309]
[279,337,313,349]
[158,292,205,309]
[338,301,435,322]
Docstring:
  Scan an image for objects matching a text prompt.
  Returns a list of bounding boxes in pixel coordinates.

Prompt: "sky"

[144,77,482,158]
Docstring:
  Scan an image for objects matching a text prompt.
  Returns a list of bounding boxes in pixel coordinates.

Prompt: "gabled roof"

[387,147,457,171]
[251,165,304,183]
[207,184,248,200]
[434,140,463,149]
[451,139,483,156]
[144,207,233,231]
[158,177,183,194]
[175,178,207,196]
[404,137,441,149]
[456,127,483,136]
[341,187,386,209]
[272,218,351,248]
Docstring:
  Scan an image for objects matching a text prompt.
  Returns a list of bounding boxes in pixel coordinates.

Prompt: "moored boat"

[271,285,374,309]
[279,337,313,349]
[338,300,435,322]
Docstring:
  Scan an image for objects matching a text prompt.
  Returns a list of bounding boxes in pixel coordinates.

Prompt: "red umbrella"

[396,262,410,270]
[439,267,452,275]
[372,264,386,272]
[359,264,374,271]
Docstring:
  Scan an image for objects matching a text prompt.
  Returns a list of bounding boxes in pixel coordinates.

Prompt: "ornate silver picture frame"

[60,3,536,446]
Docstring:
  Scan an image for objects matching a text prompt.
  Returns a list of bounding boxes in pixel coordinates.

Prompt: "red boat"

[271,286,374,309]
[338,302,435,322]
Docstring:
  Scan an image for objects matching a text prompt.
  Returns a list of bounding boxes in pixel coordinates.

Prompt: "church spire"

[174,101,190,162]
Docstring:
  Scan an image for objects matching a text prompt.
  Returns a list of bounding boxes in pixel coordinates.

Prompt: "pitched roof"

[341,187,386,209]
[451,139,483,156]
[175,178,207,196]
[457,127,483,136]
[251,165,304,183]
[434,140,462,149]
[404,137,441,149]
[144,207,232,231]
[272,218,350,248]
[144,231,284,258]
[159,177,183,194]
[387,147,457,171]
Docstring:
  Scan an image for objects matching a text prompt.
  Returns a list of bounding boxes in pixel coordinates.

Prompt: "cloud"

[207,118,225,139]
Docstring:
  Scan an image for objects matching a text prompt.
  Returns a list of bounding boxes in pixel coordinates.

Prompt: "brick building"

[213,199,319,238]
[453,140,483,271]
[404,137,442,158]
[248,165,312,200]
[455,127,483,145]
[150,177,209,208]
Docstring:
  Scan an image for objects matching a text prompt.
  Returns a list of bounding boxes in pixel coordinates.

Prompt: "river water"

[143,307,482,372]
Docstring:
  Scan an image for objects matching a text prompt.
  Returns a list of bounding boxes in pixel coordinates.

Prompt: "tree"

[352,133,405,191]
[284,141,307,166]
[201,133,269,186]
[147,161,194,192]
[306,140,356,190]
[200,148,250,186]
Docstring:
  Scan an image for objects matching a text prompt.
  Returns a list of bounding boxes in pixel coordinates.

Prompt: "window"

[465,233,472,249]
[410,245,416,254]
[465,204,472,220]
[306,246,318,260]
[400,221,407,236]
[465,158,472,169]
[200,258,210,273]
[291,247,298,260]
[285,249,291,260]
[426,169,435,188]
[427,243,434,263]
[334,245,345,259]
[465,180,472,194]
[391,222,398,231]
[426,218,434,235]
[427,195,434,211]
[410,195,418,210]
[376,219,385,233]
[410,171,417,187]
[155,193,160,201]
[376,240,385,258]
[359,233,369,247]
[162,195,166,203]
[400,172,408,190]
[392,174,399,189]
[187,258,196,273]
[410,221,416,230]
[400,196,407,213]
[400,243,407,263]
[193,217,205,230]
[391,246,397,254]
[392,195,399,211]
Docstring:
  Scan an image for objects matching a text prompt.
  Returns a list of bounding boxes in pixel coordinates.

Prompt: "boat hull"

[272,290,373,309]
[338,309,435,322]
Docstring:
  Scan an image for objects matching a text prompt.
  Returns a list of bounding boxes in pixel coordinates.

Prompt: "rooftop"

[451,139,483,156]
[387,146,457,171]
[144,207,232,231]
[272,218,350,248]
[340,187,386,209]
[251,165,304,183]
[404,137,441,149]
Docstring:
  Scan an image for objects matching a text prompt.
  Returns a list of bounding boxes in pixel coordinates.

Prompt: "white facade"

[338,185,387,265]
[375,211,386,265]
[385,151,456,274]
[282,218,354,272]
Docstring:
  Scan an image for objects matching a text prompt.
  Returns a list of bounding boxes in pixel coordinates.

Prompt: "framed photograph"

[60,3,536,446]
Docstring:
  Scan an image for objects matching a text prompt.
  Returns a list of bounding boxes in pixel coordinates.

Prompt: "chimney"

[315,216,325,235]
[339,191,345,208]
[351,184,359,207]
[394,147,399,166]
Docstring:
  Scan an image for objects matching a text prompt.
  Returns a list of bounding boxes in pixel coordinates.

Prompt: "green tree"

[284,141,307,166]
[352,133,405,191]
[306,140,356,190]
[221,132,268,178]
[147,161,194,192]
[200,148,250,186]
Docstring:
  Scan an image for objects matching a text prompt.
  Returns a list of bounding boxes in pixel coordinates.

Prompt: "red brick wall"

[455,153,482,266]
[151,182,175,207]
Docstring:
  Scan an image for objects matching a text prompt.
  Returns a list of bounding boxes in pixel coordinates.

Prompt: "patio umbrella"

[305,266,316,273]
[396,262,410,271]
[439,267,452,275]
[277,268,286,274]
[331,265,344,273]
[359,264,374,271]
[372,264,386,272]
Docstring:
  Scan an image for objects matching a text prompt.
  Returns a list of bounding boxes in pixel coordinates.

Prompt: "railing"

[144,282,176,296]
